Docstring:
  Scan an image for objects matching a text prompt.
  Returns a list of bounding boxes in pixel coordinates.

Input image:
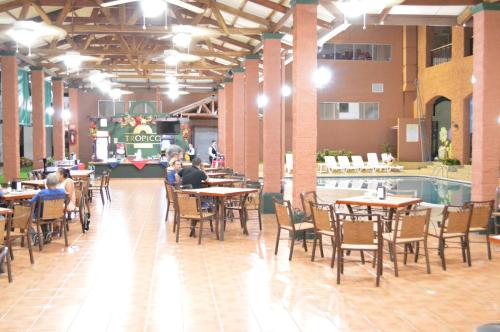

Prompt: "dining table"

[181,187,258,241]
[203,172,229,178]
[21,180,46,189]
[1,189,39,207]
[335,195,423,231]
[204,178,243,187]
[70,170,95,179]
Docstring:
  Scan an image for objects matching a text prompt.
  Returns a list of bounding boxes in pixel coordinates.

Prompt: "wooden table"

[0,207,13,215]
[204,172,229,178]
[1,190,38,206]
[205,178,242,187]
[21,180,46,189]
[182,187,258,240]
[70,170,95,179]
[335,195,423,231]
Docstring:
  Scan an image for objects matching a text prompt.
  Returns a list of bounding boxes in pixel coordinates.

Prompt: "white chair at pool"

[325,156,341,173]
[367,153,390,172]
[351,179,365,189]
[381,153,404,172]
[351,155,369,172]
[337,156,354,172]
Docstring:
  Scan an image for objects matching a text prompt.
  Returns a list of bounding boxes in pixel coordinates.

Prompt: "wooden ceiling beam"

[217,36,253,51]
[457,5,473,25]
[35,47,247,57]
[272,6,292,32]
[55,0,73,26]
[210,1,230,35]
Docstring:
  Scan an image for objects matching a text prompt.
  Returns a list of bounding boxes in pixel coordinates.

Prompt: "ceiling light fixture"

[281,85,291,97]
[46,107,55,116]
[313,67,332,88]
[6,21,66,56]
[62,109,71,121]
[257,94,268,108]
[173,32,192,49]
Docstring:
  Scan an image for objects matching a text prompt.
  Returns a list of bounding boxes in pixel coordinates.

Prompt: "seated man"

[178,157,207,189]
[30,174,67,242]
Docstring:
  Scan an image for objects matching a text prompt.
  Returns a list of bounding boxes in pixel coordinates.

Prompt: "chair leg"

[424,240,431,274]
[302,232,308,252]
[376,248,382,287]
[311,234,317,262]
[6,248,12,283]
[465,236,472,267]
[392,242,399,277]
[257,211,262,230]
[360,251,365,264]
[403,244,408,265]
[319,235,324,258]
[165,203,170,222]
[198,220,203,245]
[486,229,492,260]
[26,233,35,265]
[36,223,43,251]
[414,242,420,263]
[175,217,181,243]
[106,187,111,201]
[8,243,14,260]
[172,210,177,233]
[330,237,336,268]
[274,228,281,255]
[100,189,105,205]
[62,220,69,247]
[289,232,296,261]
[336,248,342,284]
[460,236,467,263]
[440,239,447,271]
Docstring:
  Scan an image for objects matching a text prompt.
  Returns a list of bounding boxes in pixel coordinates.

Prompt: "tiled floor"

[1,179,499,332]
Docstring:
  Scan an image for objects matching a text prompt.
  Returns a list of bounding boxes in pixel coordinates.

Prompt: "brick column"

[224,79,234,168]
[1,52,20,181]
[217,86,225,155]
[31,66,46,170]
[68,86,79,158]
[155,86,162,112]
[403,26,417,119]
[263,33,283,194]
[471,3,500,201]
[52,77,65,160]
[232,68,245,174]
[244,55,260,181]
[292,0,318,207]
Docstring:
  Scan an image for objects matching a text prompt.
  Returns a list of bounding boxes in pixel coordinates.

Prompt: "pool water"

[287,176,474,205]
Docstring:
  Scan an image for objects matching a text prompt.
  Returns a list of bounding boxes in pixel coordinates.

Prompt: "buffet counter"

[89,159,167,178]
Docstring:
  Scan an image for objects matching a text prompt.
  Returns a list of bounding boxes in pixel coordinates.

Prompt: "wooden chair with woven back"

[300,191,318,222]
[383,208,432,276]
[5,202,36,266]
[0,215,13,283]
[89,170,109,205]
[273,198,314,261]
[428,204,473,271]
[309,202,337,268]
[335,213,384,287]
[74,180,91,233]
[33,195,69,251]
[104,170,112,201]
[164,180,176,227]
[172,189,216,244]
[466,200,495,260]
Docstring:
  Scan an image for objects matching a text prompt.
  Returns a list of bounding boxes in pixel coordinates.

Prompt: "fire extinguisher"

[69,129,77,145]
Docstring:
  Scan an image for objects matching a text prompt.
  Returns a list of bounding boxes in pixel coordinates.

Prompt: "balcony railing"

[430,43,452,66]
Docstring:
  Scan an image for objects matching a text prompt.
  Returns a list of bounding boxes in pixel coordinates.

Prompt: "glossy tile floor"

[1,179,499,332]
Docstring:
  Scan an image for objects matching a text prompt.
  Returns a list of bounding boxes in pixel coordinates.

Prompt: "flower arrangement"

[89,121,97,140]
[120,114,156,128]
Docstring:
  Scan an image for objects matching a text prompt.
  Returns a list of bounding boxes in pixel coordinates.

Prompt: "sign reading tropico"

[124,124,160,148]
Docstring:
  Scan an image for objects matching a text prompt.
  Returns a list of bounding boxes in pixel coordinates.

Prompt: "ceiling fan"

[100,0,204,14]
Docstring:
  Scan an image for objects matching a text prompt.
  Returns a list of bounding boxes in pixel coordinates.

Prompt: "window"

[318,43,391,61]
[319,102,380,120]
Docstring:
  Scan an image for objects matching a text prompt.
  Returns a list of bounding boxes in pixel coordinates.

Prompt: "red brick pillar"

[232,68,245,174]
[292,1,317,207]
[52,77,65,160]
[31,66,46,170]
[263,33,283,194]
[224,79,234,168]
[471,3,500,201]
[155,86,161,112]
[217,86,225,155]
[244,55,260,181]
[68,86,79,158]
[1,52,20,180]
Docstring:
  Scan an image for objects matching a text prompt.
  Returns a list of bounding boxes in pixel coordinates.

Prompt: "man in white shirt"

[208,140,218,164]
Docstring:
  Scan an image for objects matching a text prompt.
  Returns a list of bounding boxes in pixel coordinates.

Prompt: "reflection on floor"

[1,179,499,331]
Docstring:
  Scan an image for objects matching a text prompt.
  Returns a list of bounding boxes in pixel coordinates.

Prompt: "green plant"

[316,149,352,162]
[46,157,55,166]
[381,143,391,154]
[20,157,33,168]
[442,158,460,166]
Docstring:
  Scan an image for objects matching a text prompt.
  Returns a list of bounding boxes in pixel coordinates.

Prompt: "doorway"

[431,97,451,160]
[193,127,218,163]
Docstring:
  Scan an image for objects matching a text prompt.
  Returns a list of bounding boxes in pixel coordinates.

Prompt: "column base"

[262,192,284,214]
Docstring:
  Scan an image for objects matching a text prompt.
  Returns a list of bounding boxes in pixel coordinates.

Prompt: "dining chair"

[273,198,314,261]
[172,190,216,244]
[6,202,36,265]
[164,181,176,227]
[428,204,473,270]
[300,191,318,222]
[245,182,263,230]
[33,195,69,251]
[104,170,112,201]
[89,170,108,205]
[0,217,13,283]
[309,202,336,268]
[335,213,384,287]
[383,208,432,276]
[74,180,91,233]
[466,200,495,260]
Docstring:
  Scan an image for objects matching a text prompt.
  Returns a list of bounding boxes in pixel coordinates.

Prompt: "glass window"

[319,102,379,120]
[98,100,115,117]
[354,44,373,60]
[318,44,335,59]
[319,103,335,120]
[335,44,353,60]
[362,103,380,120]
[373,44,391,61]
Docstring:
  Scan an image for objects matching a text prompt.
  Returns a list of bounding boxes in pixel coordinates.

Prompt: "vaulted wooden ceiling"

[0,0,489,92]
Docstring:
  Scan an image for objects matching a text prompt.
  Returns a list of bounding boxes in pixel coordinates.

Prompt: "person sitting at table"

[178,157,207,189]
[30,174,67,243]
[56,168,76,213]
[166,160,182,186]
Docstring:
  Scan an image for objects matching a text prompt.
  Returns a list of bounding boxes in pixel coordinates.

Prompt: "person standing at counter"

[208,141,218,164]
[187,143,196,161]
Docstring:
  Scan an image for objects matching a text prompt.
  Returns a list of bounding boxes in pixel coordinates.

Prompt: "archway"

[431,96,451,160]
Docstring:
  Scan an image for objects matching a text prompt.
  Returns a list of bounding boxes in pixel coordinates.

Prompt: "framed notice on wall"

[406,124,419,142]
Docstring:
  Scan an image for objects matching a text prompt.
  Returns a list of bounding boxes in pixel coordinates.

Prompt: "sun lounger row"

[322,153,403,173]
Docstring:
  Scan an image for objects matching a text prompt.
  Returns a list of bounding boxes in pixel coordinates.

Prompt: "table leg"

[220,197,226,241]
[367,206,372,220]
[387,208,395,232]
[347,204,354,214]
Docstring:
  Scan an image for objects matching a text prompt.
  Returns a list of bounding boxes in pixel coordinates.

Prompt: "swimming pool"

[285,176,476,205]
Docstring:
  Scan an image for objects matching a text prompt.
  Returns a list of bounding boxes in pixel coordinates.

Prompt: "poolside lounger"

[337,156,355,172]
[367,153,390,172]
[351,155,369,172]
[381,153,404,172]
[324,156,341,173]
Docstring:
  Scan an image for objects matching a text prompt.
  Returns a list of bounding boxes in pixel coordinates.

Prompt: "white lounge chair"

[285,153,293,174]
[381,153,404,172]
[324,156,340,173]
[337,156,354,172]
[367,153,390,172]
[351,155,369,172]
